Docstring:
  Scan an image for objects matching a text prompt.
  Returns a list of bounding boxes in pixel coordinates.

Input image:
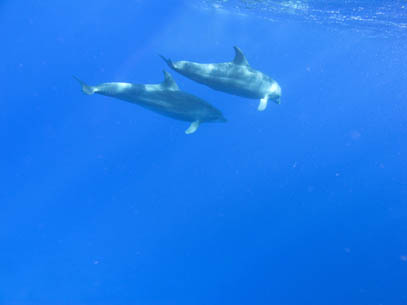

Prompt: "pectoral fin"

[185,121,200,134]
[258,96,268,111]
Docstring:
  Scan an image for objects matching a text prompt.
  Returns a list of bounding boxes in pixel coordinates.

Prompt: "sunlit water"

[200,0,407,38]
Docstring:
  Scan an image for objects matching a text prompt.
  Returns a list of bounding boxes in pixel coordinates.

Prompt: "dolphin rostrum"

[160,46,282,111]
[73,71,226,134]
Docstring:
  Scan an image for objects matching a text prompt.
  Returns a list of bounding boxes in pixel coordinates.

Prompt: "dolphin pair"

[75,46,281,134]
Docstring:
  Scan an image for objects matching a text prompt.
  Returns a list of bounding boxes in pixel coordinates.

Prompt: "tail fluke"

[73,75,96,95]
[159,55,174,69]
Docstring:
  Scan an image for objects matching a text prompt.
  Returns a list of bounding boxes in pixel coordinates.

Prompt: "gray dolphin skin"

[160,46,282,111]
[73,71,226,134]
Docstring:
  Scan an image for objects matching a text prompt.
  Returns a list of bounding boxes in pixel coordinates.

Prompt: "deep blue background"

[1,1,406,305]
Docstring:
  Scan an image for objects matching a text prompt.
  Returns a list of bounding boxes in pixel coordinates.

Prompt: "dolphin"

[73,71,226,134]
[160,46,282,111]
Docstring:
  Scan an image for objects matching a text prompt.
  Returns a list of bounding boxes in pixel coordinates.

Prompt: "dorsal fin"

[161,70,179,90]
[233,46,249,66]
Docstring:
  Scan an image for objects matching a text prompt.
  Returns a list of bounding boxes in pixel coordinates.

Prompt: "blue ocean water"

[1,1,406,304]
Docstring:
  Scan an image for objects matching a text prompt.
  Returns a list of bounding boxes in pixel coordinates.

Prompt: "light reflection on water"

[199,0,407,38]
